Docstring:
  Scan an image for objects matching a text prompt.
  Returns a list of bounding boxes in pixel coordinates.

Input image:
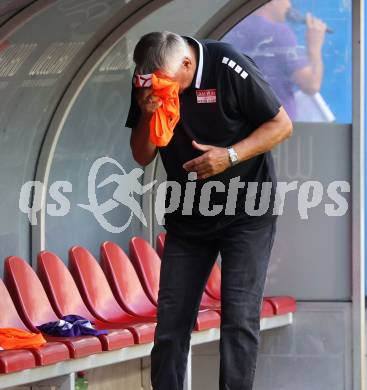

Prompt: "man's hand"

[182,140,231,180]
[130,88,162,166]
[306,12,327,55]
[292,13,326,95]
[136,88,162,117]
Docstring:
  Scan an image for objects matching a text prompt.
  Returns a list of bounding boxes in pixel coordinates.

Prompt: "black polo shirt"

[125,36,282,238]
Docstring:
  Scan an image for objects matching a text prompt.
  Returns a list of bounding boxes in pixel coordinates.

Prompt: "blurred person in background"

[223,0,327,120]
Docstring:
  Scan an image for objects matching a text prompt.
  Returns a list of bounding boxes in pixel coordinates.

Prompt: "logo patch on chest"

[196,89,217,103]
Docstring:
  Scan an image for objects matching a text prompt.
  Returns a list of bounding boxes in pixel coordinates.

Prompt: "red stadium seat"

[4,256,103,358]
[0,279,70,367]
[155,231,166,259]
[0,349,36,374]
[129,237,160,306]
[199,290,221,311]
[69,246,156,344]
[100,241,156,320]
[261,299,274,318]
[205,264,221,301]
[38,251,135,351]
[266,296,297,315]
[129,237,220,331]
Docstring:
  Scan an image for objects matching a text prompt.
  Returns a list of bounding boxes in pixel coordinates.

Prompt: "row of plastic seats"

[0,233,296,375]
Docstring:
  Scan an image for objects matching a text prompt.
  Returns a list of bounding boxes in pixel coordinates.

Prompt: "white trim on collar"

[188,36,204,89]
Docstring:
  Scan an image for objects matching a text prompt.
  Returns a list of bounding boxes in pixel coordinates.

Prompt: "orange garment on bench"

[0,328,46,350]
[149,73,180,147]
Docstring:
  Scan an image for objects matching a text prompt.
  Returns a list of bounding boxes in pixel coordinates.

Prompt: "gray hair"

[133,31,191,77]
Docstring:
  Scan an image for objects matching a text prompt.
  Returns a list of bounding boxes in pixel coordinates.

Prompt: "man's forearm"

[292,50,324,95]
[293,14,326,95]
[130,114,157,166]
[232,109,293,162]
[308,48,323,92]
[182,109,292,180]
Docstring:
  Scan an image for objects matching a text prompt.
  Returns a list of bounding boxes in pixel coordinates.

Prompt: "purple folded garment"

[37,314,108,337]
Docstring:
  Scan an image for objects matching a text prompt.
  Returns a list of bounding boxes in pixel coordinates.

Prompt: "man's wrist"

[227,146,240,166]
[308,48,322,61]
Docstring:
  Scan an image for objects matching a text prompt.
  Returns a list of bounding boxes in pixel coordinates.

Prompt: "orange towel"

[149,73,180,147]
[0,328,46,350]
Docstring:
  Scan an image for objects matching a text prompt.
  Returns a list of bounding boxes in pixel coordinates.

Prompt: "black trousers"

[151,215,277,390]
